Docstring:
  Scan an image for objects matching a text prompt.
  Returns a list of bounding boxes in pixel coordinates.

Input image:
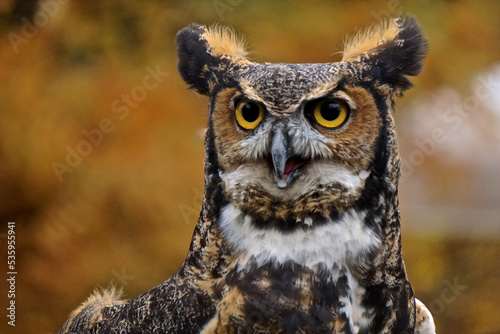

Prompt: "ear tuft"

[176,23,248,95]
[342,16,429,93]
[342,18,402,63]
[203,24,248,62]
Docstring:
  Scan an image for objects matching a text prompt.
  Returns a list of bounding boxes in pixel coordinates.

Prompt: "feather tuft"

[59,286,126,334]
[202,24,249,61]
[342,18,402,62]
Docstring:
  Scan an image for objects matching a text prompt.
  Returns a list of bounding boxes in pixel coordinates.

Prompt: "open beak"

[270,127,306,188]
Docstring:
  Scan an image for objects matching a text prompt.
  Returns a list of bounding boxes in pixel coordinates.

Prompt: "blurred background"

[0,0,498,333]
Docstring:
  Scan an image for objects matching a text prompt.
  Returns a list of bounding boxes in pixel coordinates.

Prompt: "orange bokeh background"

[0,1,499,333]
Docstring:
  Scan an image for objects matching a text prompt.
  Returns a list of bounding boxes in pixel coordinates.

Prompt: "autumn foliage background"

[0,1,499,333]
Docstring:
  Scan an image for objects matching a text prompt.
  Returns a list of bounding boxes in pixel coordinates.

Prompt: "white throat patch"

[218,204,380,270]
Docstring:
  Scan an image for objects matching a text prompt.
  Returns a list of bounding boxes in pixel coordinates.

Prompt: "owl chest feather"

[203,264,375,334]
[203,204,383,333]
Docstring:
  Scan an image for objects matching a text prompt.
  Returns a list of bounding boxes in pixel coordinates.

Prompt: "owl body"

[60,16,435,334]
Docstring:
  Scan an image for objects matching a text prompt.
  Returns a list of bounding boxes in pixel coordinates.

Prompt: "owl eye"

[235,99,265,130]
[311,99,349,129]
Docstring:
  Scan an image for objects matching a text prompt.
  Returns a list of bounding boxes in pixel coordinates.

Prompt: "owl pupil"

[242,103,260,122]
[321,102,341,121]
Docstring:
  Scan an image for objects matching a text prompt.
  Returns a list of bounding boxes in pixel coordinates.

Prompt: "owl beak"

[271,127,297,189]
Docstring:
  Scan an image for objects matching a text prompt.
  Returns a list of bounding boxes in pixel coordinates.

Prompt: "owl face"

[210,63,383,221]
[176,18,427,223]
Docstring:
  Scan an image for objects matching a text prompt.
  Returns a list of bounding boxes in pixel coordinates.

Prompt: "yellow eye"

[235,100,265,130]
[312,99,349,129]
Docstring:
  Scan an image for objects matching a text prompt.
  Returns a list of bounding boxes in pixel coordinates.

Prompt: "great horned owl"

[60,16,435,334]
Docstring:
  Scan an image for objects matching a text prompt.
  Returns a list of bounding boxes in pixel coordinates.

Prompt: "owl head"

[176,17,427,227]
